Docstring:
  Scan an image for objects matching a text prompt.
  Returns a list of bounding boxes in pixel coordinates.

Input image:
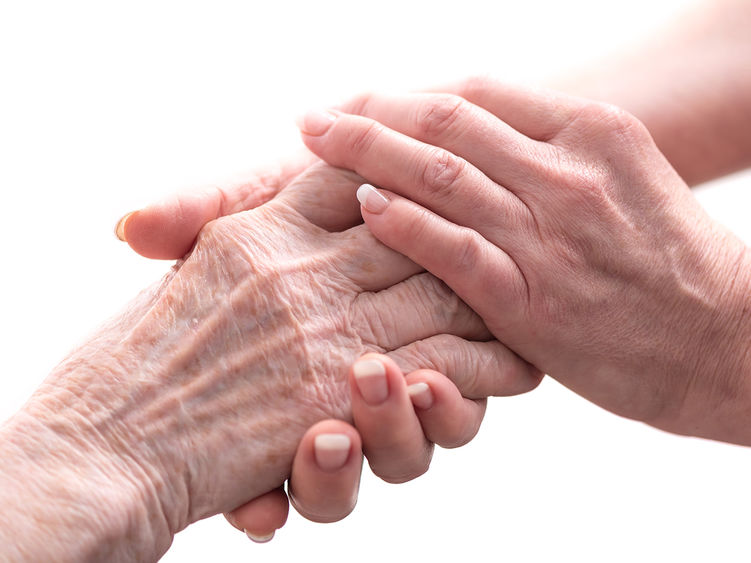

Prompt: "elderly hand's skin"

[298,80,751,446]
[118,160,506,544]
[0,162,540,562]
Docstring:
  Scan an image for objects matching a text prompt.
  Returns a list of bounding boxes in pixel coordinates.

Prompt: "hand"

[224,353,486,542]
[297,78,751,445]
[118,160,519,542]
[4,161,540,561]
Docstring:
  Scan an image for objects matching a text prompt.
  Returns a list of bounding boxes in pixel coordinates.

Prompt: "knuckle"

[452,228,487,274]
[419,148,466,199]
[409,274,470,330]
[459,345,485,397]
[457,74,494,98]
[352,295,395,348]
[596,103,640,131]
[567,166,608,198]
[410,273,455,307]
[195,215,240,252]
[346,119,383,157]
[345,91,375,115]
[415,94,466,138]
[576,102,649,145]
[550,155,611,209]
[389,334,454,376]
[401,205,435,244]
[490,344,545,396]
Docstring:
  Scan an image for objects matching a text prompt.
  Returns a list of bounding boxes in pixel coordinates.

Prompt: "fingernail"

[225,512,240,530]
[314,433,351,471]
[114,211,135,241]
[356,184,389,214]
[353,358,388,405]
[245,529,275,543]
[407,382,434,410]
[295,109,337,136]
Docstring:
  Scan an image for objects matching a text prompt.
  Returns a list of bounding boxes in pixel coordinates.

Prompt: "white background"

[2,1,750,562]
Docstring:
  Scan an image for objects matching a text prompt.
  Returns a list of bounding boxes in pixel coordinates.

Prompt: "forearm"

[552,0,751,186]
[0,407,172,562]
[0,284,188,562]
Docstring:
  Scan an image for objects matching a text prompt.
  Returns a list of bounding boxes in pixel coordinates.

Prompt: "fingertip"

[119,193,217,259]
[289,420,363,523]
[351,356,389,405]
[114,211,135,242]
[349,355,436,484]
[295,109,338,137]
[404,369,486,449]
[245,530,276,544]
[405,370,450,414]
[301,420,362,471]
[406,381,434,410]
[313,433,353,472]
[227,487,290,541]
[350,353,405,383]
[356,184,390,214]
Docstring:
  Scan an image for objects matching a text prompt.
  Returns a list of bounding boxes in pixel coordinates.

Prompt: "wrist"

[704,244,751,445]
[654,234,751,445]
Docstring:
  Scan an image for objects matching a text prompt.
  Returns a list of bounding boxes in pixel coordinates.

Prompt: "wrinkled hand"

[299,78,751,445]
[20,161,541,559]
[118,159,532,541]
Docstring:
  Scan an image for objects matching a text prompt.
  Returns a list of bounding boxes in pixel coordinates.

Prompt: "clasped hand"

[299,78,751,442]
[116,77,751,548]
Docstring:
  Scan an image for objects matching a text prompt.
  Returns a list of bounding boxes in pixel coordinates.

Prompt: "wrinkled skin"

[117,155,517,542]
[300,79,751,445]
[1,162,540,562]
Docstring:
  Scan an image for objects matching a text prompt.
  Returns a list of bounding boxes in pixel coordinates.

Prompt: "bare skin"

[118,161,510,543]
[114,0,751,541]
[299,80,751,445]
[552,0,751,186]
[0,163,540,562]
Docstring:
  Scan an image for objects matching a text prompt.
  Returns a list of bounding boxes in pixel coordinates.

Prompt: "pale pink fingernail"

[407,382,434,410]
[245,529,275,543]
[353,358,388,405]
[314,433,351,471]
[356,184,389,214]
[114,211,135,241]
[295,109,337,136]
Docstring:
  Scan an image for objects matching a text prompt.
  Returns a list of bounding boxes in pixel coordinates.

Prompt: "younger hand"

[298,78,751,445]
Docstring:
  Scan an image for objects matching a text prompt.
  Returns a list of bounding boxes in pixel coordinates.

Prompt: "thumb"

[116,152,315,260]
